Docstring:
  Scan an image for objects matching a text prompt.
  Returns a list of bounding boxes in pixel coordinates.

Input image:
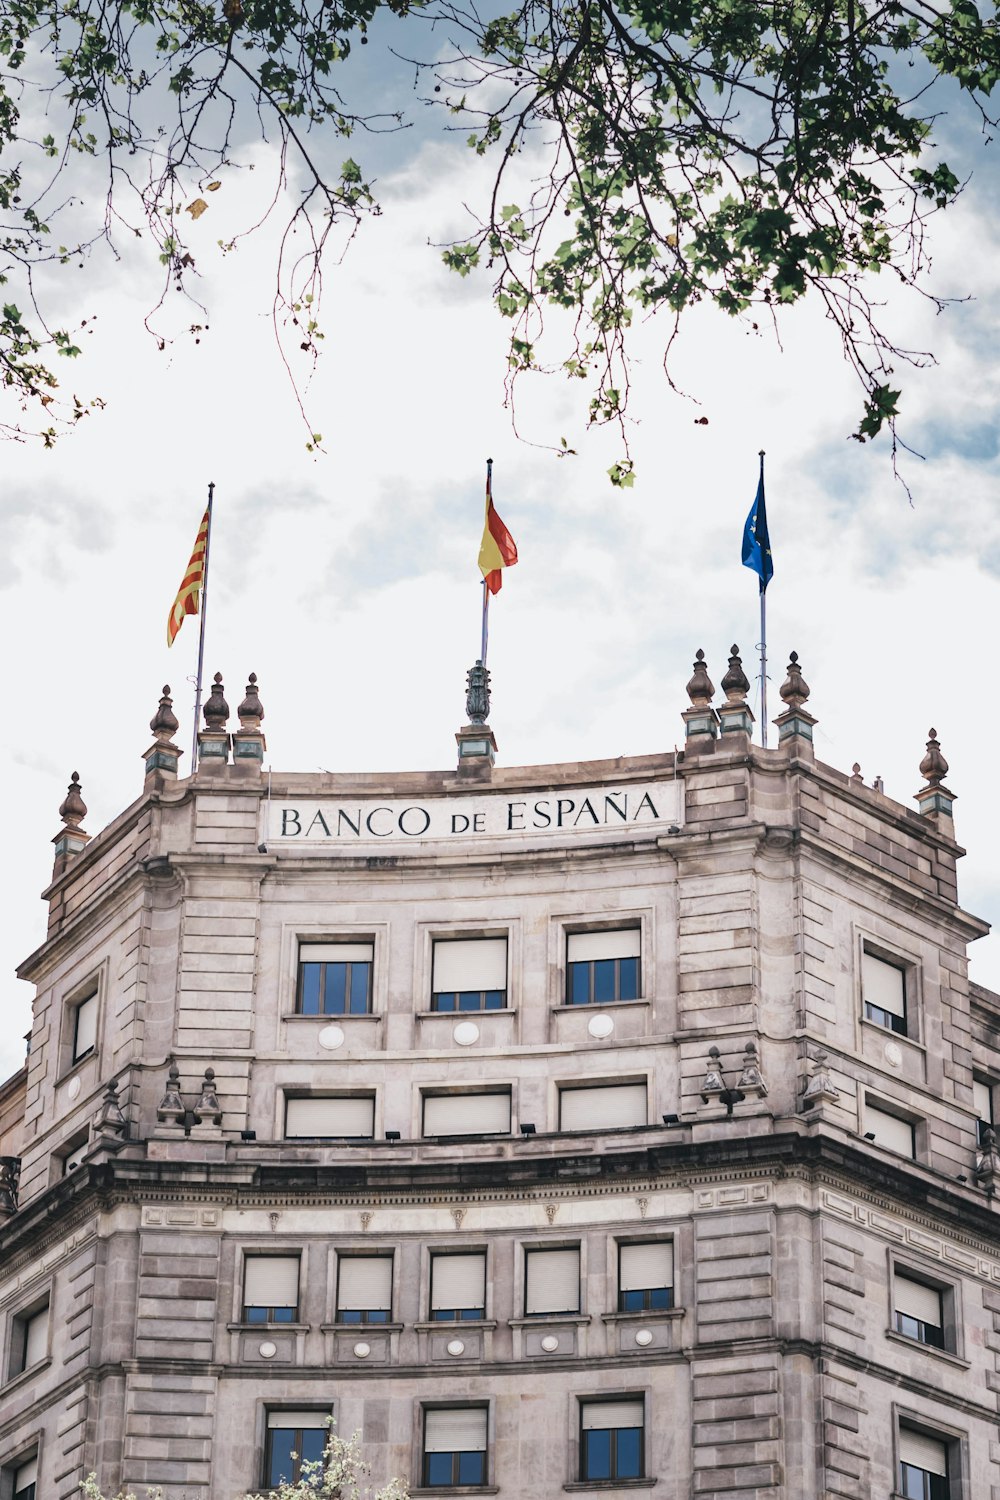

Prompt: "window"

[243,1256,299,1324]
[618,1241,673,1313]
[865,1102,916,1158]
[899,1429,949,1500]
[7,1302,48,1380]
[580,1399,645,1482]
[566,929,641,1006]
[894,1273,945,1350]
[862,947,907,1035]
[559,1083,647,1131]
[62,1135,89,1174]
[431,938,507,1012]
[264,1411,328,1487]
[284,1095,375,1139]
[422,1408,488,1488]
[71,986,98,1063]
[430,1253,486,1321]
[12,1456,37,1500]
[336,1255,393,1324]
[297,942,373,1015]
[422,1093,511,1138]
[974,1078,995,1145]
[525,1247,580,1316]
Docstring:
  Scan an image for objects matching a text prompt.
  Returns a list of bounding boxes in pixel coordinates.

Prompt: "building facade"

[1,651,998,1500]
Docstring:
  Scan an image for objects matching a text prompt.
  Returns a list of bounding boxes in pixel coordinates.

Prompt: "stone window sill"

[601,1307,684,1325]
[409,1488,499,1497]
[563,1479,657,1491]
[283,1012,382,1023]
[322,1321,403,1333]
[551,999,650,1014]
[2,1356,52,1394]
[860,1017,926,1053]
[227,1322,309,1333]
[413,1320,497,1333]
[884,1329,969,1368]
[509,1314,591,1328]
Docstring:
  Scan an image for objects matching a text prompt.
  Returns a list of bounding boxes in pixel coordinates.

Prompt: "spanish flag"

[167,506,210,646]
[478,464,518,594]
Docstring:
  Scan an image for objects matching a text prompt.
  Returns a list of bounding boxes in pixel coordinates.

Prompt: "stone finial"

[156,1060,186,1125]
[976,1125,1000,1195]
[779,651,810,710]
[193,1066,222,1126]
[803,1048,841,1106]
[736,1040,768,1099]
[238,672,265,729]
[919,728,949,786]
[0,1156,20,1217]
[150,685,179,741]
[686,650,715,710]
[95,1078,127,1142]
[233,672,267,772]
[59,771,88,828]
[203,673,229,730]
[700,1047,725,1102]
[721,645,750,706]
[465,660,491,726]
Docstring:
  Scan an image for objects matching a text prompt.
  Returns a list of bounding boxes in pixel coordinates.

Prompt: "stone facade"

[0,661,996,1500]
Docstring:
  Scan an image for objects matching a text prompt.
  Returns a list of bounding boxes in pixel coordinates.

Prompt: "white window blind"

[244,1256,299,1309]
[567,930,641,963]
[423,1093,510,1136]
[431,1254,485,1311]
[581,1400,644,1431]
[620,1242,673,1291]
[900,1430,947,1475]
[74,992,97,1056]
[14,1459,37,1488]
[64,1141,88,1173]
[267,1410,329,1430]
[338,1257,392,1312]
[432,939,507,992]
[866,1104,914,1157]
[560,1083,647,1131]
[23,1309,48,1368]
[424,1409,488,1453]
[285,1095,375,1137]
[862,951,905,1017]
[299,942,374,964]
[974,1080,993,1121]
[895,1276,941,1324]
[525,1248,580,1314]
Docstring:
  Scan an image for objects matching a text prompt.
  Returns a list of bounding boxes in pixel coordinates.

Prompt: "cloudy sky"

[2,35,998,1080]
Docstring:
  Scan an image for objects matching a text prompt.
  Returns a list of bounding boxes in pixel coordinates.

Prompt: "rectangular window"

[336,1255,393,1324]
[619,1241,674,1313]
[566,930,641,1006]
[265,1411,328,1488]
[13,1456,38,1500]
[899,1429,949,1500]
[8,1302,48,1380]
[431,938,507,1012]
[866,1102,916,1158]
[243,1256,299,1324]
[297,942,373,1016]
[580,1399,645,1482]
[525,1247,580,1316]
[862,948,907,1035]
[72,988,98,1063]
[423,1408,488,1488]
[559,1083,647,1132]
[62,1138,89,1174]
[422,1093,511,1138]
[284,1095,375,1139]
[894,1274,945,1350]
[430,1253,486,1322]
[974,1078,995,1146]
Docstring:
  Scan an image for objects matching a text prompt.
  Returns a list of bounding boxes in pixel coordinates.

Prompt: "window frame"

[421,1405,489,1490]
[428,1250,488,1323]
[523,1244,581,1318]
[296,941,374,1016]
[5,1297,50,1383]
[241,1253,301,1326]
[894,1410,966,1500]
[283,1092,376,1140]
[262,1408,331,1489]
[2,1447,41,1500]
[558,1081,649,1133]
[617,1239,674,1315]
[864,1097,919,1160]
[430,935,509,1014]
[421,1090,512,1140]
[973,1075,995,1147]
[888,1256,962,1361]
[858,936,920,1044]
[565,928,642,1008]
[335,1252,394,1326]
[578,1397,646,1484]
[59,973,103,1078]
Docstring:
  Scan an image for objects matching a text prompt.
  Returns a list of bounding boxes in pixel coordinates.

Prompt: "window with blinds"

[580,1399,645,1482]
[559,1082,647,1132]
[865,1103,916,1158]
[284,1095,375,1139]
[63,1137,89,1174]
[72,988,98,1062]
[899,1429,950,1500]
[8,1303,48,1379]
[422,1092,511,1138]
[862,948,908,1035]
[974,1078,995,1146]
[336,1256,393,1324]
[243,1255,300,1323]
[431,938,507,1012]
[265,1411,329,1487]
[12,1456,37,1500]
[618,1241,674,1312]
[430,1253,486,1321]
[524,1247,580,1316]
[297,942,374,1015]
[423,1408,488,1488]
[566,929,641,1006]
[894,1273,946,1350]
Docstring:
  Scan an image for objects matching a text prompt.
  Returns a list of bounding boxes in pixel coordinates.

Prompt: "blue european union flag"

[741,471,773,594]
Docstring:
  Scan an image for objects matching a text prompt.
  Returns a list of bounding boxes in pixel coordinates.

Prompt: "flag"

[741,468,773,594]
[167,506,209,646]
[478,467,518,594]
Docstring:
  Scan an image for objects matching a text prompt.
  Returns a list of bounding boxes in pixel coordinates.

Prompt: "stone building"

[1,650,997,1500]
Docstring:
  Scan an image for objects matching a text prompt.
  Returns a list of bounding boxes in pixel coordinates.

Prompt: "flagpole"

[757,450,767,749]
[480,457,493,668]
[191,481,215,766]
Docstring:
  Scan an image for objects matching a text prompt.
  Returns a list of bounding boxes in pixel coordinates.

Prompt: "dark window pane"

[326,964,347,1014]
[568,964,589,1005]
[272,1306,295,1323]
[616,1428,642,1478]
[458,1306,483,1320]
[301,1430,326,1467]
[649,1286,672,1310]
[593,959,615,1004]
[300,965,321,1015]
[583,1430,611,1481]
[458,1451,485,1485]
[349,964,371,1013]
[458,991,481,1012]
[14,1486,36,1500]
[340,1308,362,1324]
[619,957,639,1000]
[485,991,504,1010]
[620,1289,644,1312]
[431,1309,452,1322]
[244,1306,267,1323]
[434,993,456,1012]
[426,1453,453,1487]
[366,1308,390,1323]
[268,1431,296,1486]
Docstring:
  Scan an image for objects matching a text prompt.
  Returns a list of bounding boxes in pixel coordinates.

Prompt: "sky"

[2,30,999,1081]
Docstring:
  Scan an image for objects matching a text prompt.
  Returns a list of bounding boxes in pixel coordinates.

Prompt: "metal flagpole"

[757,450,767,749]
[480,457,493,668]
[190,481,215,765]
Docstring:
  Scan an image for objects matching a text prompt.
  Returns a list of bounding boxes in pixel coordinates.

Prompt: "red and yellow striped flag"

[167,507,209,646]
[478,468,518,594]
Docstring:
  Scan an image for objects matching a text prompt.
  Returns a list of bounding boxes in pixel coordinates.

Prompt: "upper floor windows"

[12,1456,37,1500]
[6,1300,48,1381]
[862,946,908,1036]
[559,1082,647,1132]
[865,1101,916,1159]
[243,1255,299,1324]
[618,1240,673,1313]
[430,1252,486,1322]
[284,1094,375,1140]
[265,1411,328,1488]
[422,1091,511,1138]
[524,1247,580,1317]
[297,942,373,1016]
[65,982,99,1067]
[894,1273,946,1351]
[580,1399,645,1483]
[566,929,640,1006]
[899,1428,950,1500]
[422,1407,488,1488]
[431,938,507,1012]
[336,1255,393,1324]
[974,1077,995,1145]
